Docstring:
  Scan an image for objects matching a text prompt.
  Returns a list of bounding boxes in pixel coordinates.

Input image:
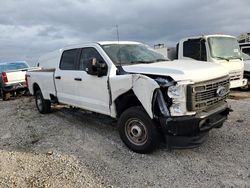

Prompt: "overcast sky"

[0,0,250,66]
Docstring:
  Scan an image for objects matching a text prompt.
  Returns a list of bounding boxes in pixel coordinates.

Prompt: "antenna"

[116,24,120,43]
[116,24,122,67]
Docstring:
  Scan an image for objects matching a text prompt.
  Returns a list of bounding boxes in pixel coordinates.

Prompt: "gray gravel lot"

[0,92,250,188]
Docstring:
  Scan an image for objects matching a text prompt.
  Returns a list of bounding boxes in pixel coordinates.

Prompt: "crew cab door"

[72,46,110,115]
[54,48,81,105]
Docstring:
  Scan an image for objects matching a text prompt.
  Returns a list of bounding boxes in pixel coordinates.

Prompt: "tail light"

[2,72,8,84]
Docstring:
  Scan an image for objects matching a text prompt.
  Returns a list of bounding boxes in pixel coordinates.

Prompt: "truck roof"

[181,34,236,41]
[37,41,143,69]
[60,41,141,51]
[40,41,142,60]
[239,42,250,46]
[97,41,141,45]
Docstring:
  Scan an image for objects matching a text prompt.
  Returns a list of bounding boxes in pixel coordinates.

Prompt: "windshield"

[101,44,167,65]
[241,52,250,60]
[0,62,29,73]
[208,37,242,60]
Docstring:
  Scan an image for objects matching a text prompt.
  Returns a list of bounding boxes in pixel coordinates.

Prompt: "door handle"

[55,76,61,79]
[74,78,82,81]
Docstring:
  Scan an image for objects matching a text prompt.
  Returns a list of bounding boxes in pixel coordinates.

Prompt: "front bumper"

[230,78,247,89]
[160,103,231,148]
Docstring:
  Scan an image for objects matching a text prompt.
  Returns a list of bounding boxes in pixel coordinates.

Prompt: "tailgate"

[5,71,26,85]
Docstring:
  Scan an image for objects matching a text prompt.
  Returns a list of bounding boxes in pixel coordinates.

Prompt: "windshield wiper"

[130,59,168,64]
[228,56,242,60]
[130,60,153,64]
[214,56,229,61]
[154,58,169,62]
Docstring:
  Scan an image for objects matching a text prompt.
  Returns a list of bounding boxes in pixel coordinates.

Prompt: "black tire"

[118,106,159,153]
[24,89,30,96]
[241,79,250,91]
[35,90,51,114]
[1,89,10,101]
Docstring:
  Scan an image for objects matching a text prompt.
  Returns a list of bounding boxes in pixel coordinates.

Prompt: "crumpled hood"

[122,60,229,82]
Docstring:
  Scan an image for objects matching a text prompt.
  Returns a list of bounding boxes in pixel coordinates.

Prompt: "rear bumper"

[160,103,231,148]
[2,82,27,92]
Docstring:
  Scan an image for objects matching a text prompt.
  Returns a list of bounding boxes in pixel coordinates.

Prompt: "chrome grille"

[187,76,230,111]
[229,71,241,81]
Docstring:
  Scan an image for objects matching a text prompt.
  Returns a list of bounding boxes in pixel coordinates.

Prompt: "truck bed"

[27,69,56,99]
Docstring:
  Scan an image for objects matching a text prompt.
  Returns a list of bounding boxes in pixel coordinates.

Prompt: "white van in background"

[241,52,250,89]
[155,34,247,89]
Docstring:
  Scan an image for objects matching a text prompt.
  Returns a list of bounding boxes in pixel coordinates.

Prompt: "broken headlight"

[170,103,186,115]
[167,81,196,116]
[167,84,185,99]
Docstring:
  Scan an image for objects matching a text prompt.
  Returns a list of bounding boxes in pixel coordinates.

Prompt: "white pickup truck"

[238,33,250,56]
[155,34,247,89]
[241,52,250,89]
[27,41,231,153]
[0,61,31,100]
[238,34,250,89]
[239,42,250,56]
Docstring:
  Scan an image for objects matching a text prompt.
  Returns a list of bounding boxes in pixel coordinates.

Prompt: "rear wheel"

[35,90,51,114]
[118,106,159,153]
[1,89,10,101]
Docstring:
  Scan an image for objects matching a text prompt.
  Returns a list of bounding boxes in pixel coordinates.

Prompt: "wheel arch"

[33,83,41,95]
[115,90,143,118]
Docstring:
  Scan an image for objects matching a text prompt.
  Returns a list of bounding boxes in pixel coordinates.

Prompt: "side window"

[79,47,105,71]
[183,39,207,61]
[242,48,250,56]
[60,49,78,70]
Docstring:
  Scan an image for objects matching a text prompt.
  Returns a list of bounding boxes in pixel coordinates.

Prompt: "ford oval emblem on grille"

[216,86,227,97]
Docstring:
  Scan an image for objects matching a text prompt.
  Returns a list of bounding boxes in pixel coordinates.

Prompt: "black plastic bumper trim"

[159,105,231,148]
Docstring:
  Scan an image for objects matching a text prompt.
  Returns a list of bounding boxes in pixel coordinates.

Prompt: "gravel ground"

[0,92,250,188]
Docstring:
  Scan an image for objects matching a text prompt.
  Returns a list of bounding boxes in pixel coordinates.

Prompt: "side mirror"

[86,58,107,77]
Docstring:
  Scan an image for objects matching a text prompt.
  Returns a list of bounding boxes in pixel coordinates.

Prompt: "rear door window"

[183,39,207,61]
[60,49,78,70]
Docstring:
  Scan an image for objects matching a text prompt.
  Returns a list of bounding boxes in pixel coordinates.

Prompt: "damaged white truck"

[26,41,231,153]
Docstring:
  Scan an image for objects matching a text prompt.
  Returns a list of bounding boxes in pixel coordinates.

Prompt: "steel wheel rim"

[125,118,148,146]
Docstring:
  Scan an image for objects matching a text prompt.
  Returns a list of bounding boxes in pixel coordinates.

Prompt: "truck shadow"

[0,96,237,156]
[229,89,250,100]
[0,92,30,101]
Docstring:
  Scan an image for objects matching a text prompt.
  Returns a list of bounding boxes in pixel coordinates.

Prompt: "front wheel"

[35,90,51,114]
[241,78,250,91]
[118,106,159,153]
